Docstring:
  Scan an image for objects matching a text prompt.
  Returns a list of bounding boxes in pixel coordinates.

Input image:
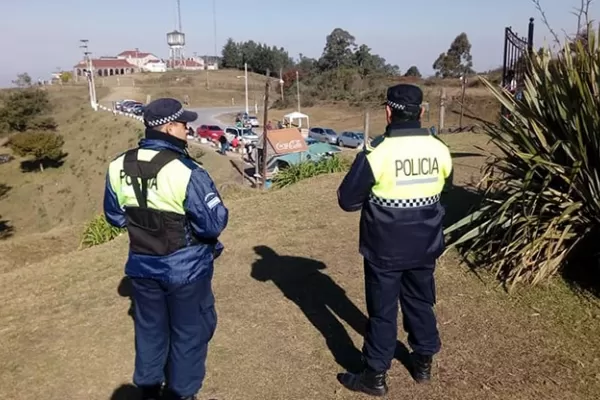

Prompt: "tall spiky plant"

[444,28,600,291]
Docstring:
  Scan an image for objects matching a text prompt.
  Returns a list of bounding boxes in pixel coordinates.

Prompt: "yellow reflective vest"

[337,123,452,267]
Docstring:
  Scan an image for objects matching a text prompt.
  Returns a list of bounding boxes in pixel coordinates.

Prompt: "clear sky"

[0,0,596,86]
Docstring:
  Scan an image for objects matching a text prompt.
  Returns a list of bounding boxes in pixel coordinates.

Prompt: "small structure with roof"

[73,58,137,80]
[283,111,310,137]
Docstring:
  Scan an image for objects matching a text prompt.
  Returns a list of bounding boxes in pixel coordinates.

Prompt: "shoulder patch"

[205,192,222,210]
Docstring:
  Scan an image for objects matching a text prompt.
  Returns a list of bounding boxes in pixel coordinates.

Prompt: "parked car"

[246,115,260,127]
[308,127,339,145]
[197,124,225,140]
[224,126,259,145]
[121,101,143,113]
[114,99,137,111]
[130,104,145,116]
[338,131,365,148]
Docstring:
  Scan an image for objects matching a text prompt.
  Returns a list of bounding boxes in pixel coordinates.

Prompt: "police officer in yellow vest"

[103,98,229,400]
[336,84,452,397]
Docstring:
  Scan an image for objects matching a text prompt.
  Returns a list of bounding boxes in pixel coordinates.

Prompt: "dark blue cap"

[383,84,423,112]
[143,98,198,128]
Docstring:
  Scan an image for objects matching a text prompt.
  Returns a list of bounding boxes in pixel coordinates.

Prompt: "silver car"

[224,126,259,145]
[338,131,365,148]
[308,127,339,144]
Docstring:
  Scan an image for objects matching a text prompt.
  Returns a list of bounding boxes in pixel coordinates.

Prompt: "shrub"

[29,116,58,131]
[444,31,600,291]
[0,87,52,132]
[8,131,65,172]
[80,214,125,249]
[273,155,350,188]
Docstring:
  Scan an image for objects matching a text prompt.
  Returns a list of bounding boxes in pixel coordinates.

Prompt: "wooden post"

[439,88,446,132]
[279,68,284,102]
[459,76,467,129]
[296,70,300,112]
[261,69,270,189]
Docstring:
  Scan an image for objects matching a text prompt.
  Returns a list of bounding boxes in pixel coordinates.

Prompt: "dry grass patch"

[1,174,599,400]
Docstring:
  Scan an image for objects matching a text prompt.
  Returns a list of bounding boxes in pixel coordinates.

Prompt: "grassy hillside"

[0,83,244,266]
[1,173,599,400]
[94,69,277,108]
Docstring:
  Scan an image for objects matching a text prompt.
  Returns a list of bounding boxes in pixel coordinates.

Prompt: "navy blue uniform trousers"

[362,259,441,373]
[130,275,217,397]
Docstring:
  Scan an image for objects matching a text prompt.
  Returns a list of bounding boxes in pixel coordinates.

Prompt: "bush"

[444,31,600,291]
[273,155,350,188]
[8,131,65,172]
[80,214,125,249]
[0,87,52,132]
[29,116,58,131]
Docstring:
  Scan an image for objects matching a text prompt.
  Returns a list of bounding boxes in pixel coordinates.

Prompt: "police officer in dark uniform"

[336,84,452,396]
[103,98,229,400]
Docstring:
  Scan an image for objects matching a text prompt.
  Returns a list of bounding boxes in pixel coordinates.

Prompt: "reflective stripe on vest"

[108,148,198,214]
[366,134,452,206]
[107,148,206,256]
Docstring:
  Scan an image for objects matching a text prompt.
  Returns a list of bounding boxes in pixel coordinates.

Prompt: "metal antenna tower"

[177,0,182,31]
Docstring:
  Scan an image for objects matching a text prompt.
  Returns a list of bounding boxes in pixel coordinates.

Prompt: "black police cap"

[383,84,423,112]
[143,98,198,128]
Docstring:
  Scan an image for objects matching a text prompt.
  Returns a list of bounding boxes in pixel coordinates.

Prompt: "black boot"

[411,353,433,383]
[337,368,388,397]
[161,388,197,400]
[140,384,162,400]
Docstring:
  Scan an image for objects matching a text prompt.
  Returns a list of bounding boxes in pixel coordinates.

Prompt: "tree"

[221,38,293,76]
[8,131,65,172]
[404,66,422,77]
[433,33,474,78]
[0,85,53,132]
[221,38,242,69]
[59,71,72,83]
[319,28,357,70]
[12,73,32,88]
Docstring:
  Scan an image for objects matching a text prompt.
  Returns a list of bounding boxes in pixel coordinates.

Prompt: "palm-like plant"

[444,29,600,291]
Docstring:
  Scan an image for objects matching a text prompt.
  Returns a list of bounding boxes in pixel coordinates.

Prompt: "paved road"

[187,106,257,130]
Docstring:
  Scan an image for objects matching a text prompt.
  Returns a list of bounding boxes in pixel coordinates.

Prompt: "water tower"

[167,0,185,69]
[167,30,185,69]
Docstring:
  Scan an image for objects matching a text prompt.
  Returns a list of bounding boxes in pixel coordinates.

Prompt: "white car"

[246,116,260,127]
[224,126,259,145]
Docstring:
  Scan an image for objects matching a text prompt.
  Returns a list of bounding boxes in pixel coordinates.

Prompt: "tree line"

[220,28,477,107]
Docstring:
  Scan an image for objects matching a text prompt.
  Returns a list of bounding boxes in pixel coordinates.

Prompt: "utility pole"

[279,68,284,102]
[244,62,249,114]
[296,70,300,112]
[237,63,249,113]
[459,75,467,129]
[261,69,270,188]
[80,39,97,110]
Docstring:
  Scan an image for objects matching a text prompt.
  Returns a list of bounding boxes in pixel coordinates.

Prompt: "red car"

[196,124,224,140]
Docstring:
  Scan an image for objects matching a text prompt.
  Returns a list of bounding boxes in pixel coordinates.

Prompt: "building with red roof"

[73,57,137,80]
[117,49,161,68]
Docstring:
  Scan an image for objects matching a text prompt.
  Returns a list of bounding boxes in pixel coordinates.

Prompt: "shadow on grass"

[441,185,483,229]
[0,183,10,199]
[561,231,600,299]
[110,384,140,400]
[117,276,135,320]
[0,218,14,240]
[250,245,412,374]
[20,153,68,172]
[451,151,484,158]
